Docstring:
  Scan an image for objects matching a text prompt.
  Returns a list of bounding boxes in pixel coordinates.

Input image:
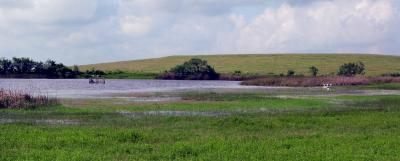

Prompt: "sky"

[0,0,399,65]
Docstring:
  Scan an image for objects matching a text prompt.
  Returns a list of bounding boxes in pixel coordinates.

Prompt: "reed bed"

[242,76,400,87]
[0,89,58,109]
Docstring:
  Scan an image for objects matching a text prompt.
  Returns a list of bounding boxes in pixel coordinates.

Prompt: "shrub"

[157,58,220,80]
[337,61,365,76]
[287,70,295,77]
[233,70,242,76]
[309,66,319,77]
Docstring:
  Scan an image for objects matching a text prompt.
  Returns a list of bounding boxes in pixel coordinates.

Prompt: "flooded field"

[1,79,399,102]
[0,79,273,98]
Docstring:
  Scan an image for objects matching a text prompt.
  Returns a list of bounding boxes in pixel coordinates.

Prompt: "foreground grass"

[79,54,400,76]
[1,94,400,161]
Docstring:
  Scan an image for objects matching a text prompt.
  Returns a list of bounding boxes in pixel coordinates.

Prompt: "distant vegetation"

[383,72,400,77]
[157,58,220,80]
[0,57,78,78]
[242,61,400,87]
[309,66,319,77]
[242,76,400,87]
[286,70,296,77]
[2,55,400,82]
[337,61,365,76]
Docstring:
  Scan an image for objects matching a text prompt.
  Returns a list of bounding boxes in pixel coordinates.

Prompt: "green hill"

[79,54,400,76]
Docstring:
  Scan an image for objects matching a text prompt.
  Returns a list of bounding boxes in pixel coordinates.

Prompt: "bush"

[287,70,295,77]
[233,70,242,76]
[337,61,365,76]
[157,58,220,80]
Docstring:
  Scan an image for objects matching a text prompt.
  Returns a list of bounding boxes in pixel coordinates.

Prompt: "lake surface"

[0,79,267,98]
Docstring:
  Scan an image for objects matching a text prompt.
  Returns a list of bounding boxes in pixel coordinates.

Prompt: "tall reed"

[0,89,58,109]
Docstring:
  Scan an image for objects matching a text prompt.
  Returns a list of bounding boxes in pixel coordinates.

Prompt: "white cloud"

[0,0,97,24]
[120,16,153,37]
[219,0,399,53]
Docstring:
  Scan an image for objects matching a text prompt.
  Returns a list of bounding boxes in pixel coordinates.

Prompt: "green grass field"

[1,92,400,161]
[79,54,400,76]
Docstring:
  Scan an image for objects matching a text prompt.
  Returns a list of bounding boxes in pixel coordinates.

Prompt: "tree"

[309,66,319,77]
[287,70,295,77]
[337,61,365,76]
[168,58,220,80]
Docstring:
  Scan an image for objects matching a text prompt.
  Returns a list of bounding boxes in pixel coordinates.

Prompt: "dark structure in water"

[89,75,105,84]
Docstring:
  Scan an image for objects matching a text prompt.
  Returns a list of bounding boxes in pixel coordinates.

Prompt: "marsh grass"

[0,89,58,109]
[242,76,400,87]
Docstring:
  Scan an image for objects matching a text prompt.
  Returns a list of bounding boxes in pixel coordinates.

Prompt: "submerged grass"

[1,93,400,160]
[345,83,400,90]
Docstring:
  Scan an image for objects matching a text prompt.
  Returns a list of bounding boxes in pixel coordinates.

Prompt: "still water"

[0,79,266,98]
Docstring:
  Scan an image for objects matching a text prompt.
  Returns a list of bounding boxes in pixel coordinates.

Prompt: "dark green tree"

[168,58,220,80]
[0,58,12,74]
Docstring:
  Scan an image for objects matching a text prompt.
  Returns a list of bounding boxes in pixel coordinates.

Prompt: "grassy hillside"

[79,54,400,76]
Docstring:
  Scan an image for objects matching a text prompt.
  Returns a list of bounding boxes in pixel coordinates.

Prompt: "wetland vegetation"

[1,92,400,160]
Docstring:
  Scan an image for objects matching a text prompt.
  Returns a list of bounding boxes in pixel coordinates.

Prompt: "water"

[0,79,266,98]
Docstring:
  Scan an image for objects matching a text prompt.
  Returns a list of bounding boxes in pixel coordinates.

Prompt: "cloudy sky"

[0,0,399,65]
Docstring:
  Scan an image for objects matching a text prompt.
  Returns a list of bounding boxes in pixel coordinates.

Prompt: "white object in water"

[322,83,333,91]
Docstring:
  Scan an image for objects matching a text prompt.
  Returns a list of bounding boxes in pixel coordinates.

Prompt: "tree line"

[0,57,79,78]
[0,57,107,78]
